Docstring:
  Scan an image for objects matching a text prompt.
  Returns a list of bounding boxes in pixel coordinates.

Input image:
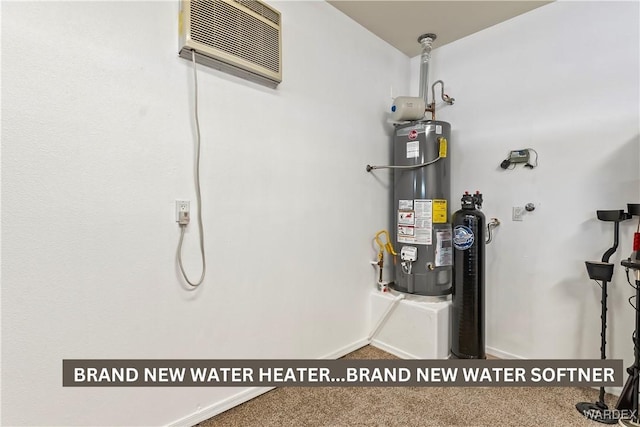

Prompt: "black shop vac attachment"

[576,209,632,424]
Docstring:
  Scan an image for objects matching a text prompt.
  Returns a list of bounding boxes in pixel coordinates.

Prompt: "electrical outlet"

[176,200,190,224]
[512,206,525,221]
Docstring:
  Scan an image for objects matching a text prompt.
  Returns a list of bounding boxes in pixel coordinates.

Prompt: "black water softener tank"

[451,191,486,359]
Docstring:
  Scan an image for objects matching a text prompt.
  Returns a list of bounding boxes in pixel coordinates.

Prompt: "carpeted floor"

[197,346,618,426]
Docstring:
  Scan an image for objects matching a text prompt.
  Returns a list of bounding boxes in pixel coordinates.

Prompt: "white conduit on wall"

[367,293,405,342]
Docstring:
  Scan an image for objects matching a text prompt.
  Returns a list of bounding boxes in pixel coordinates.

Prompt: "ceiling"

[327,1,552,57]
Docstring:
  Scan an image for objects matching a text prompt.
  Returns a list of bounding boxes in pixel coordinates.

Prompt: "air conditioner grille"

[233,0,280,25]
[190,0,280,74]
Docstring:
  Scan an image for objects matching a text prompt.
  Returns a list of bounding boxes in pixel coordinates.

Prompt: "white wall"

[0,1,409,425]
[412,1,640,368]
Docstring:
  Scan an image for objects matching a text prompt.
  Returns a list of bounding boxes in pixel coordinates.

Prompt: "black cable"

[627,268,639,289]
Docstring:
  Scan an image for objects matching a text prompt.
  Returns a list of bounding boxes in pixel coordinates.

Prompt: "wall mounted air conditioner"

[179,0,282,88]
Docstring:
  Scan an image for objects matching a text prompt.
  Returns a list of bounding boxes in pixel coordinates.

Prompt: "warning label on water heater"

[397,210,415,243]
[414,200,433,245]
[406,141,419,159]
[432,200,447,223]
[397,211,415,226]
[399,200,413,210]
[397,200,434,245]
[435,229,453,267]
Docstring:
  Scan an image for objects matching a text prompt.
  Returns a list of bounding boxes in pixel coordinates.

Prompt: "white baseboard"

[166,337,370,427]
[370,339,420,359]
[485,346,525,360]
[167,386,275,427]
[321,338,369,360]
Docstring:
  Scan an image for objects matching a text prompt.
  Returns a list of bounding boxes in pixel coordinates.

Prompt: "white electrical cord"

[177,50,206,287]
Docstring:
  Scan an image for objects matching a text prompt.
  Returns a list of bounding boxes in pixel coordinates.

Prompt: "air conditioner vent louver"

[233,0,280,25]
[179,0,282,88]
[190,0,280,73]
